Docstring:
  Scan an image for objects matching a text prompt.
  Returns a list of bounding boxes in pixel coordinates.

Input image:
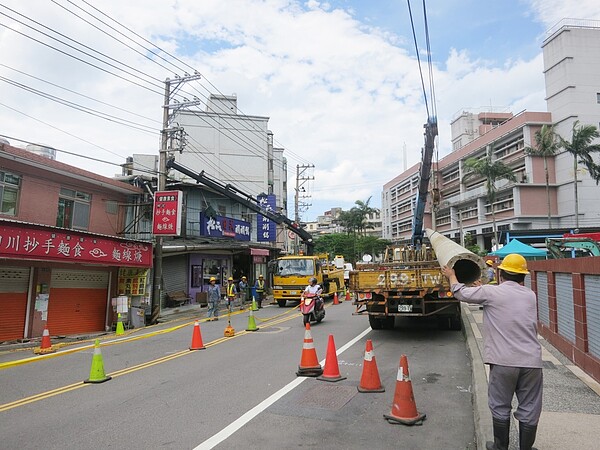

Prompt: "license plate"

[290,291,297,295]
[398,304,412,312]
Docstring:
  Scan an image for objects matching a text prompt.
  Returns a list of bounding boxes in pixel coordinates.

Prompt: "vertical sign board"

[152,190,183,236]
[257,194,276,242]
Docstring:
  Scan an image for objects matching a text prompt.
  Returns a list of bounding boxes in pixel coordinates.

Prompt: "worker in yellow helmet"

[226,276,238,312]
[254,274,266,308]
[207,276,220,321]
[442,253,541,450]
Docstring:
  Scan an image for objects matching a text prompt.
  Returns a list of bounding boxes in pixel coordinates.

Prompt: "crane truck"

[349,117,462,330]
[165,158,343,306]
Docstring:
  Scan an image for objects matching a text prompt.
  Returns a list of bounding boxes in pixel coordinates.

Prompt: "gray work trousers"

[488,364,543,426]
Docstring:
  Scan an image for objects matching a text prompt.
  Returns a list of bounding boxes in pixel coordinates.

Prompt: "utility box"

[129,307,145,328]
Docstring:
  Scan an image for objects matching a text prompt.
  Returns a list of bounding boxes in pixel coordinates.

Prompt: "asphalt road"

[0,301,475,449]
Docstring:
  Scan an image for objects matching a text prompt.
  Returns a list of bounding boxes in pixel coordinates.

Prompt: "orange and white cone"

[296,323,323,377]
[333,292,340,305]
[317,334,346,382]
[34,327,56,354]
[345,289,351,301]
[383,355,426,425]
[357,339,384,392]
[189,320,206,350]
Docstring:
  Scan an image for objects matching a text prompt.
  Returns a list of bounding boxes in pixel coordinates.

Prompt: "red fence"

[528,257,600,383]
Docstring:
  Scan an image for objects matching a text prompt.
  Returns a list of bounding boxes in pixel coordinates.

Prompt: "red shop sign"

[152,190,183,236]
[0,223,152,267]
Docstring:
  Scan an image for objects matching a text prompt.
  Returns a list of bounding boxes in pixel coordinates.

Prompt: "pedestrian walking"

[207,276,221,321]
[226,276,238,312]
[254,274,266,308]
[442,253,542,450]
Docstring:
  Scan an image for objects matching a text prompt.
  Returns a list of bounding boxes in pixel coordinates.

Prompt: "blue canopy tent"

[489,239,547,259]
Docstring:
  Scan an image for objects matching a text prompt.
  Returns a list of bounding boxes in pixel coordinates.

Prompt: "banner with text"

[152,190,183,236]
[199,212,251,241]
[257,194,276,242]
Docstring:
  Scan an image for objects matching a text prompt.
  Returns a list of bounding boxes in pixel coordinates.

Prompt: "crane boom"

[165,158,314,254]
[412,116,438,245]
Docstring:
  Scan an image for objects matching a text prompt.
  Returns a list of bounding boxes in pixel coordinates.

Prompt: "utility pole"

[294,164,314,254]
[151,75,201,324]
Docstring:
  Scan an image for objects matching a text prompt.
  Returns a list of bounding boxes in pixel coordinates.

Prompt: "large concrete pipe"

[425,228,486,284]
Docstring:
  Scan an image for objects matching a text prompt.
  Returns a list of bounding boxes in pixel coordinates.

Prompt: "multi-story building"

[126,94,290,305]
[305,207,382,238]
[0,143,152,342]
[382,19,600,250]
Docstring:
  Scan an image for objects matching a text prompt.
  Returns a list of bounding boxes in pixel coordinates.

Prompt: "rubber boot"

[486,417,510,450]
[519,422,538,450]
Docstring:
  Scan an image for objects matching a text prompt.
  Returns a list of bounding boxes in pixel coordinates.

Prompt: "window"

[0,170,21,216]
[56,188,91,230]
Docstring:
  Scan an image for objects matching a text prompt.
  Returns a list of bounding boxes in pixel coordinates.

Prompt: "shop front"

[0,221,152,342]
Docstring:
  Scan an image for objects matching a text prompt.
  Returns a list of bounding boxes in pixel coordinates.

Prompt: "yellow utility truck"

[271,253,345,307]
[350,244,460,330]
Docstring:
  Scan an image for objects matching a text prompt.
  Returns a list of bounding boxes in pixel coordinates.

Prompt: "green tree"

[313,233,390,263]
[353,197,377,236]
[557,121,600,228]
[524,124,560,229]
[463,148,517,250]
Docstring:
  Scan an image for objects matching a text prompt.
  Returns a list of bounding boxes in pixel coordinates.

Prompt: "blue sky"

[1,0,600,222]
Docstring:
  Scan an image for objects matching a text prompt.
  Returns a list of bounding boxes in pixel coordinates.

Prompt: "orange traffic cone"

[357,339,384,392]
[189,320,206,350]
[345,289,351,301]
[296,323,323,377]
[317,334,346,382]
[34,327,56,354]
[333,292,340,305]
[383,355,426,425]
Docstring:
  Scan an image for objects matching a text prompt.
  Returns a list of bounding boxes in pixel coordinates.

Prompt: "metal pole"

[151,79,171,324]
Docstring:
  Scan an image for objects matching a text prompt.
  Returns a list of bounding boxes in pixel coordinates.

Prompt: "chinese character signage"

[152,190,183,236]
[118,268,149,295]
[0,222,152,267]
[257,194,276,242]
[199,212,251,241]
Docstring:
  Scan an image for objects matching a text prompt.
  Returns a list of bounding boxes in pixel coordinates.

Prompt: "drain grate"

[296,384,357,410]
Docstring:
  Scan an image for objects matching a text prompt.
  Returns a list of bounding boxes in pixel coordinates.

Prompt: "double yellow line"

[0,308,302,412]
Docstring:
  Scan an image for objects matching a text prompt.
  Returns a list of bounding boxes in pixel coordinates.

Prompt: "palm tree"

[352,197,377,236]
[558,121,600,228]
[463,148,517,250]
[524,124,559,228]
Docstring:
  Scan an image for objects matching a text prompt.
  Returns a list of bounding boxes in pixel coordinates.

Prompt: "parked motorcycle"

[299,292,325,325]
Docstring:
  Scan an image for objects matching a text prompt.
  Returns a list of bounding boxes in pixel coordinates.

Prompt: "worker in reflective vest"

[226,276,238,312]
[254,274,266,308]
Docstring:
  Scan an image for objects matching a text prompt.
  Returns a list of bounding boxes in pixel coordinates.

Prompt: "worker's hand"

[441,265,455,279]
[471,279,482,287]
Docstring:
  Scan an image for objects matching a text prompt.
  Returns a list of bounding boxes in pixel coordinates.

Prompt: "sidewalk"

[462,303,600,450]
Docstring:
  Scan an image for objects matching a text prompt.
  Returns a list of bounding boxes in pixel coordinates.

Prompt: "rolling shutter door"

[555,273,575,344]
[585,275,600,360]
[163,254,188,294]
[0,267,30,342]
[47,269,109,335]
[537,272,549,326]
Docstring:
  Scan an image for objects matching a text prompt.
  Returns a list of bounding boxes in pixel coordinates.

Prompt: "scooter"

[299,292,325,325]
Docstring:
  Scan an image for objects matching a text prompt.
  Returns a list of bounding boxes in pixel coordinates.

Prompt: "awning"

[250,248,270,256]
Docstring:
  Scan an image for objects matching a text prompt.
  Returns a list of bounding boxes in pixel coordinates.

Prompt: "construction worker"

[254,274,266,308]
[226,276,238,312]
[485,260,497,284]
[442,254,542,450]
[238,276,249,305]
[207,277,220,321]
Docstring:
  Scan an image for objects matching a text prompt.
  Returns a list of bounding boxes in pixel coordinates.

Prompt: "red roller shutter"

[47,269,109,336]
[0,267,30,342]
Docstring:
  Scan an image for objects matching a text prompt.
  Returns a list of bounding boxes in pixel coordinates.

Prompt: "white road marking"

[193,326,372,450]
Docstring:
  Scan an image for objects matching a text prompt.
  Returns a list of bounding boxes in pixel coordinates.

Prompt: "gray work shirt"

[451,280,542,368]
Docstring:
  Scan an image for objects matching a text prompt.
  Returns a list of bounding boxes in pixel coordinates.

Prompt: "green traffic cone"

[84,340,112,384]
[246,308,259,331]
[115,313,125,336]
[251,297,259,311]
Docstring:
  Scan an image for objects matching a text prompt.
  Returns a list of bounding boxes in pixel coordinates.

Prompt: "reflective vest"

[256,280,265,292]
[227,283,236,298]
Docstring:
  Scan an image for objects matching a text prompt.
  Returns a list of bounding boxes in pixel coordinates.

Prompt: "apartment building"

[382,19,600,250]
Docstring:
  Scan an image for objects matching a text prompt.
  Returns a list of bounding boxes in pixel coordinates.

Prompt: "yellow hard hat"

[242,276,247,279]
[486,260,494,267]
[228,276,233,281]
[209,277,216,282]
[259,274,263,278]
[498,254,529,275]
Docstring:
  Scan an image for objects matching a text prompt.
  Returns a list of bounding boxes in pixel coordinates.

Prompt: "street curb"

[461,303,491,449]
